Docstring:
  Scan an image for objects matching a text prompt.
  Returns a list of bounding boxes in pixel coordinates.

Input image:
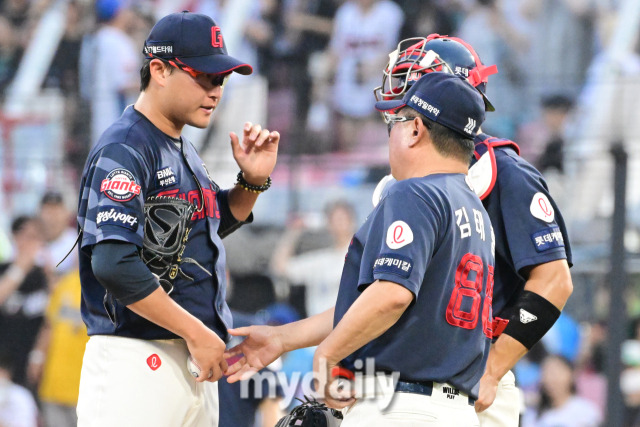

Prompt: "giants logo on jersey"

[100,168,141,202]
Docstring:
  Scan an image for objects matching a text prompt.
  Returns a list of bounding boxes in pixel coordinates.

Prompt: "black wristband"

[235,171,271,193]
[502,290,561,350]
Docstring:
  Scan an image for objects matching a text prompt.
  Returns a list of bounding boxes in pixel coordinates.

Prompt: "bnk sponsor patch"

[101,168,141,202]
[373,253,413,278]
[155,166,178,187]
[531,226,564,252]
[96,207,139,231]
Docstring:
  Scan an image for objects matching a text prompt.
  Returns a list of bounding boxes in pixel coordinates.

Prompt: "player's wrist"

[277,325,296,353]
[314,345,339,367]
[480,370,501,384]
[181,318,210,344]
[237,171,271,191]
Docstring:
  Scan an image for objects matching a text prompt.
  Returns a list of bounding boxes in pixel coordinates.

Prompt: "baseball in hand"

[187,355,211,379]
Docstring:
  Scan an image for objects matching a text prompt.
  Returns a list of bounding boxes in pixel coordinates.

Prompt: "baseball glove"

[141,196,211,294]
[275,396,343,427]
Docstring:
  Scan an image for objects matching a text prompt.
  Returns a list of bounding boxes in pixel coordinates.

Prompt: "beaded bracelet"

[236,171,272,193]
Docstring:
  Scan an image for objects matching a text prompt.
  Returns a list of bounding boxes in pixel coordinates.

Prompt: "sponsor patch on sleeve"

[96,206,139,231]
[155,166,179,187]
[531,226,565,252]
[100,168,141,202]
[386,220,414,249]
[373,253,413,278]
[530,192,555,223]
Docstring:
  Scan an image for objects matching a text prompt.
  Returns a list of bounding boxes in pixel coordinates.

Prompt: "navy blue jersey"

[77,106,241,341]
[471,133,572,319]
[334,174,494,398]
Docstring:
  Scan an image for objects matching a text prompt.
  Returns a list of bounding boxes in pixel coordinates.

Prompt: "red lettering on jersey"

[147,354,161,371]
[156,188,220,220]
[211,26,224,48]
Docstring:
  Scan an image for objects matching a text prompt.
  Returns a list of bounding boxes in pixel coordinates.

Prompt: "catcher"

[275,396,343,427]
[75,12,279,427]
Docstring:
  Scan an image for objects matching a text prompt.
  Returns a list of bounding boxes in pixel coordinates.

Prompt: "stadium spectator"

[44,0,92,175]
[26,270,86,427]
[0,351,38,427]
[38,191,79,282]
[0,15,22,99]
[327,0,404,151]
[621,316,640,427]
[271,200,356,317]
[522,354,602,427]
[0,216,48,387]
[521,0,599,101]
[517,93,575,171]
[457,0,532,138]
[79,0,142,146]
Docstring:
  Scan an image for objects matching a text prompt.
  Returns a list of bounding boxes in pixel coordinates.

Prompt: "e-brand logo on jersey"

[386,221,414,249]
[101,168,141,202]
[530,192,554,223]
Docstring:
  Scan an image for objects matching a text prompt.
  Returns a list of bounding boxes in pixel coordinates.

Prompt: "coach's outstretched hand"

[230,122,279,185]
[224,325,285,383]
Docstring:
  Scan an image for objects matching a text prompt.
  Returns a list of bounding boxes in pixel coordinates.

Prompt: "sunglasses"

[382,112,430,136]
[149,54,231,87]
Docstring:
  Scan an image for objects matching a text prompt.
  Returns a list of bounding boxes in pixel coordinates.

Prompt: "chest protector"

[468,136,521,200]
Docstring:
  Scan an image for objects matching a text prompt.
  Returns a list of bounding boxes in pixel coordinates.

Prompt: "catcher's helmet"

[374,34,498,111]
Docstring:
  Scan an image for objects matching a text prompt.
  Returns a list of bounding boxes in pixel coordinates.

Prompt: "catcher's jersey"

[77,106,236,341]
[471,133,572,320]
[334,174,494,398]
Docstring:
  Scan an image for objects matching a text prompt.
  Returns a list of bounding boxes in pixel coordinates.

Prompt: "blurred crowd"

[0,0,640,426]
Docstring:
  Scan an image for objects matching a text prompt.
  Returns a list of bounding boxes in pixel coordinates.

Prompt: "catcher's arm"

[225,307,335,383]
[475,259,572,412]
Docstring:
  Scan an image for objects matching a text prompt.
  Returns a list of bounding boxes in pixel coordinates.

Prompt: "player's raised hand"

[230,122,279,186]
[185,325,228,383]
[474,372,499,413]
[224,325,285,383]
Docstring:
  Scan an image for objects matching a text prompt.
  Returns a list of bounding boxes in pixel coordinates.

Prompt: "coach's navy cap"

[375,72,485,138]
[143,11,253,75]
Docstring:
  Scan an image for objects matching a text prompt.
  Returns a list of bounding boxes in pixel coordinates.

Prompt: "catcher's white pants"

[341,375,479,427]
[77,336,218,427]
[477,370,521,427]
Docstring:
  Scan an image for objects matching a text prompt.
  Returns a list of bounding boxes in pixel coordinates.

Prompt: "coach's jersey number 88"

[447,206,495,339]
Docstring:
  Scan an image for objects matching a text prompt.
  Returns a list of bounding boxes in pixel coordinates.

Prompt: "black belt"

[395,380,476,406]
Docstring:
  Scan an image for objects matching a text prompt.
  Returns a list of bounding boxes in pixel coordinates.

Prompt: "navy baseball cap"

[143,11,253,75]
[375,72,485,138]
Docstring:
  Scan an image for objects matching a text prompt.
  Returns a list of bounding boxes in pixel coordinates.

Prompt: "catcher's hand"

[474,372,499,413]
[275,396,343,427]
